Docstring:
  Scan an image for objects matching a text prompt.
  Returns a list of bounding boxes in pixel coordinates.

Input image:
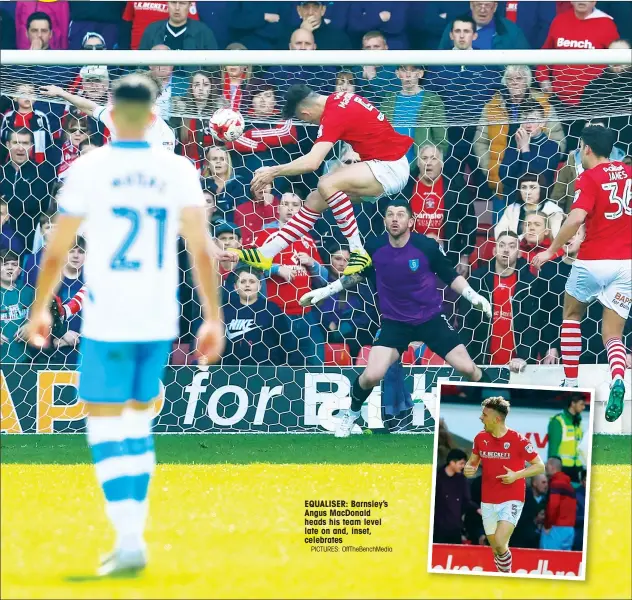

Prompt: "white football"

[209,107,245,142]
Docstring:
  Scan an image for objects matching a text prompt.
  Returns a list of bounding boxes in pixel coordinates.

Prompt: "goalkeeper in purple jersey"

[300,199,493,438]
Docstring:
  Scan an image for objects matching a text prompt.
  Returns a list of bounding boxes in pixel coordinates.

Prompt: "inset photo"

[428,382,594,581]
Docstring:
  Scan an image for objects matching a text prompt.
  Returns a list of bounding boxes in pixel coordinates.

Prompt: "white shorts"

[364,154,410,202]
[481,500,524,536]
[566,259,632,319]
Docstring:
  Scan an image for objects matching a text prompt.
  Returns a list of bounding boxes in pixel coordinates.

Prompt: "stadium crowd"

[1,0,632,369]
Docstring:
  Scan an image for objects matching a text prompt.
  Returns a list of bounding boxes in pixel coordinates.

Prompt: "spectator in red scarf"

[58,115,89,179]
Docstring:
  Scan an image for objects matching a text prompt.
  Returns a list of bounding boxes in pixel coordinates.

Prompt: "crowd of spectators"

[1,1,632,369]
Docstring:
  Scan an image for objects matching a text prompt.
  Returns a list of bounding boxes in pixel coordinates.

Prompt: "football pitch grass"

[1,435,630,599]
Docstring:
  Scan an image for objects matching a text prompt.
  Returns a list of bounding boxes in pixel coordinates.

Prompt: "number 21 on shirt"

[110,206,167,270]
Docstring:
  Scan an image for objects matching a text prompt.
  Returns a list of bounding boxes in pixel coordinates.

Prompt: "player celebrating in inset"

[26,74,224,576]
[300,199,493,437]
[232,83,414,275]
[464,396,545,574]
[533,126,631,422]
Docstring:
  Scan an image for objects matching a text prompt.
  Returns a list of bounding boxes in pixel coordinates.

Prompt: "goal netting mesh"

[1,50,630,434]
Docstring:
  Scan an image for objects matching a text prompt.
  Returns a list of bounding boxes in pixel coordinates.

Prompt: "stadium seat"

[420,346,447,366]
[355,345,372,366]
[401,346,418,365]
[324,343,352,366]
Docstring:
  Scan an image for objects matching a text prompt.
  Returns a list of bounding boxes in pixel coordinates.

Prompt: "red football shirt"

[489,273,518,365]
[123,1,199,50]
[410,177,445,239]
[316,93,413,161]
[254,229,322,315]
[573,161,632,261]
[473,428,539,504]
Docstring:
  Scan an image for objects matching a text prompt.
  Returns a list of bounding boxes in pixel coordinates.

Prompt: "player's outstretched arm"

[450,275,492,319]
[40,85,99,118]
[180,206,225,364]
[532,208,587,270]
[27,214,83,347]
[496,454,545,485]
[299,272,364,307]
[464,453,480,478]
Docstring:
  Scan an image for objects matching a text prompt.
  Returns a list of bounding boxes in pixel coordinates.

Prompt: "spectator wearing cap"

[541,457,577,551]
[225,1,290,51]
[201,146,249,220]
[0,196,25,257]
[287,1,351,50]
[17,6,68,50]
[433,448,474,545]
[0,128,55,253]
[498,100,561,201]
[408,1,470,50]
[461,231,540,373]
[355,31,400,106]
[233,182,280,247]
[536,2,619,107]
[346,2,409,50]
[474,65,565,198]
[438,1,529,50]
[68,1,125,50]
[380,65,448,162]
[139,0,217,50]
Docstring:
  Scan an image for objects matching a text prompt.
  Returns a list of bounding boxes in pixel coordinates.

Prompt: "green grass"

[1,434,630,465]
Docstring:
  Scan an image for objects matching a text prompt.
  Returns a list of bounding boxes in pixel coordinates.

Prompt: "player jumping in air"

[464,396,545,574]
[300,199,493,437]
[533,126,631,422]
[27,74,224,576]
[232,84,414,275]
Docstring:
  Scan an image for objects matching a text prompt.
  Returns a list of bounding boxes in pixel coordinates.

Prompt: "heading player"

[232,83,414,275]
[465,396,545,574]
[27,74,224,576]
[300,199,493,437]
[40,71,176,151]
[533,126,631,422]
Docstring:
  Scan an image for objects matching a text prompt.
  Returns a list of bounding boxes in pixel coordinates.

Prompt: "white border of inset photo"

[426,381,595,581]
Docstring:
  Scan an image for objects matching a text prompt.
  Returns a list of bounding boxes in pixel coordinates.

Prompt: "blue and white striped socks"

[86,408,155,553]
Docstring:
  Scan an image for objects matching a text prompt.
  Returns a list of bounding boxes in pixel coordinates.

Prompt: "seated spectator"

[0,128,55,252]
[380,65,448,161]
[475,64,565,197]
[254,192,326,365]
[581,39,632,155]
[233,182,280,247]
[498,100,560,200]
[68,2,125,50]
[541,457,577,551]
[226,1,289,51]
[0,195,25,256]
[437,1,529,50]
[402,144,476,273]
[58,115,89,179]
[551,119,627,213]
[461,231,539,372]
[408,1,470,50]
[355,30,400,105]
[139,0,217,50]
[433,448,472,544]
[494,173,564,239]
[0,249,34,364]
[347,2,409,50]
[512,473,548,548]
[221,267,291,366]
[201,146,249,219]
[288,1,351,50]
[17,8,67,50]
[22,210,55,287]
[220,45,258,112]
[536,2,619,107]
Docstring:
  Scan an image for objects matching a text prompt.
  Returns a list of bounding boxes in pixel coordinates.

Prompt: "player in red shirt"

[533,126,631,422]
[231,84,414,276]
[465,396,545,574]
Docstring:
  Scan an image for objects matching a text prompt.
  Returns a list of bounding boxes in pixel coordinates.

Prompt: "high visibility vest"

[553,413,583,468]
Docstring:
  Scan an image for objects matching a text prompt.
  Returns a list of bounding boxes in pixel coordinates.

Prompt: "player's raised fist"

[196,319,225,364]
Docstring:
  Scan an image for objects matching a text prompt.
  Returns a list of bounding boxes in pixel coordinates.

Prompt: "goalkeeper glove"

[49,295,66,339]
[299,279,344,307]
[462,286,492,319]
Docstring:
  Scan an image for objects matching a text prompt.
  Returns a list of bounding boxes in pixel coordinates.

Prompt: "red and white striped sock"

[561,320,582,384]
[260,206,320,258]
[605,337,626,382]
[326,191,362,252]
[494,549,512,573]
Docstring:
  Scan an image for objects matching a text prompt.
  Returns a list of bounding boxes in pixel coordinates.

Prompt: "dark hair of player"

[113,74,157,105]
[282,84,317,119]
[518,99,545,120]
[452,16,477,32]
[0,249,20,264]
[580,125,617,159]
[27,11,52,30]
[446,448,468,464]
[496,230,520,243]
[383,198,413,218]
[482,396,510,419]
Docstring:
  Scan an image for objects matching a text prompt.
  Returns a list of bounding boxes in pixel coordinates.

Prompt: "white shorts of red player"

[481,500,525,536]
[566,259,632,320]
[363,154,410,203]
